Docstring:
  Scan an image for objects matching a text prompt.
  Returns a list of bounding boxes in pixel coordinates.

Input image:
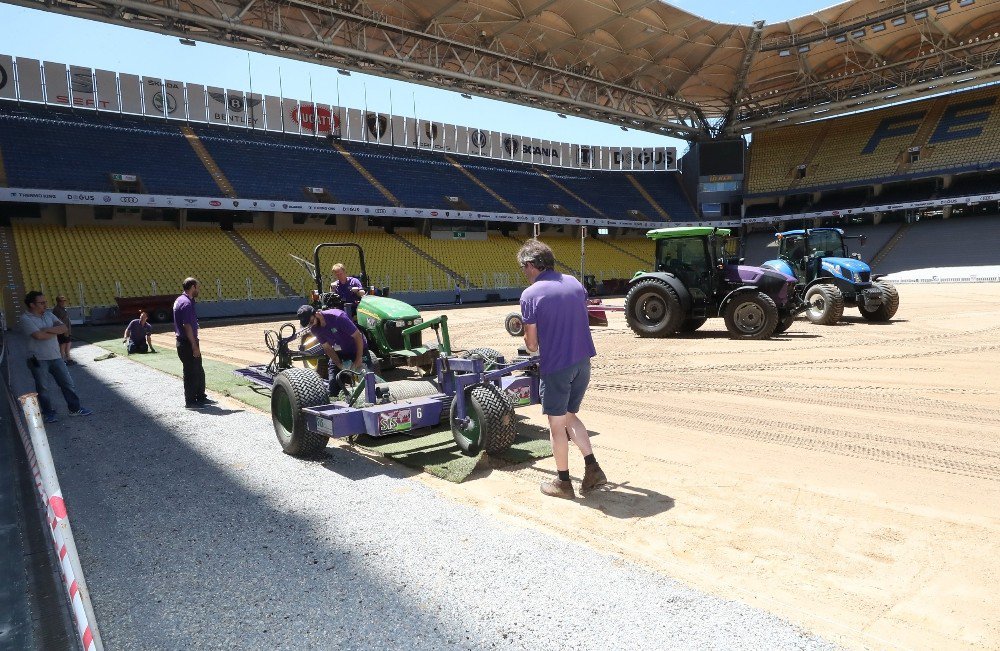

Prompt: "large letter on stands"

[861,111,925,154]
[928,97,997,143]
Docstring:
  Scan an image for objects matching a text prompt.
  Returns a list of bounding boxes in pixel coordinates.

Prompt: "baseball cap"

[296,305,315,327]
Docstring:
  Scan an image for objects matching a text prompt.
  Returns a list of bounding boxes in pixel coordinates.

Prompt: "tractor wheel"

[451,383,516,456]
[859,281,900,321]
[679,317,708,333]
[271,368,330,457]
[724,291,779,340]
[468,347,503,371]
[504,312,525,337]
[624,279,684,337]
[152,307,171,323]
[773,314,796,334]
[804,284,845,325]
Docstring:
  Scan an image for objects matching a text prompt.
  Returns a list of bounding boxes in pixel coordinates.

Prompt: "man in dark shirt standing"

[174,277,211,408]
[518,239,607,499]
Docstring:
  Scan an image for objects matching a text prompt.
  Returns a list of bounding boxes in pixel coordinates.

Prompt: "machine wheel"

[624,279,684,337]
[773,314,796,334]
[504,312,525,337]
[451,383,516,456]
[271,368,330,457]
[724,292,779,340]
[152,307,171,323]
[804,284,845,325]
[859,281,900,321]
[678,317,708,332]
[468,347,503,371]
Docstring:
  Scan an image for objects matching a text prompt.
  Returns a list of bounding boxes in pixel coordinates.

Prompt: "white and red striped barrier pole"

[8,390,103,651]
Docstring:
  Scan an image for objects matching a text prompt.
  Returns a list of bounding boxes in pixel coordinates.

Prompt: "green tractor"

[295,243,446,377]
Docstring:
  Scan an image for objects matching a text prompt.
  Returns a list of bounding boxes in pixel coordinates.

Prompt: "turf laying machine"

[235,243,541,457]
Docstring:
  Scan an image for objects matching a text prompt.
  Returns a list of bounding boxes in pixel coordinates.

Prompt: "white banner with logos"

[741,194,1000,224]
[0,52,681,172]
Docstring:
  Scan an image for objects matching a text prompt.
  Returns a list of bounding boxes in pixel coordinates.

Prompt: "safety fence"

[0,315,103,651]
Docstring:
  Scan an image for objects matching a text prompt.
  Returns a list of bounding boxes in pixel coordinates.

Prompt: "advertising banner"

[263,94,283,131]
[68,66,96,109]
[206,87,228,125]
[416,119,444,150]
[186,84,207,122]
[43,61,68,105]
[281,98,301,134]
[442,123,457,152]
[488,131,503,160]
[93,69,118,111]
[346,108,363,141]
[468,128,490,157]
[141,77,163,117]
[390,114,406,146]
[0,54,15,100]
[363,112,389,143]
[15,58,43,103]
[329,105,343,138]
[223,89,257,128]
[118,73,143,114]
[244,92,263,129]
[163,80,185,120]
[455,126,469,155]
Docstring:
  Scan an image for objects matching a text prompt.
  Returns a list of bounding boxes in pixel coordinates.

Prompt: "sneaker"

[540,478,575,500]
[581,464,608,492]
[68,408,93,417]
[43,413,59,424]
[185,402,205,409]
[198,396,217,405]
[65,359,77,366]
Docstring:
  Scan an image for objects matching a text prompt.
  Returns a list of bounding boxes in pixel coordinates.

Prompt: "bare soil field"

[156,283,1000,650]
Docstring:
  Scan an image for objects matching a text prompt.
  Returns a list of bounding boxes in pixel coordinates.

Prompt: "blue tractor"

[761,228,899,325]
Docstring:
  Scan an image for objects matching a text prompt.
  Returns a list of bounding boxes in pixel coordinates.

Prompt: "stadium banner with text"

[0,52,681,172]
[43,61,69,105]
[0,54,16,100]
[0,186,738,230]
[741,193,1000,225]
[15,57,43,102]
[118,73,143,114]
[94,69,118,111]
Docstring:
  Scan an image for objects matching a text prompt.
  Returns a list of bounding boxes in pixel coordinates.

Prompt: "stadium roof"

[14,0,1000,138]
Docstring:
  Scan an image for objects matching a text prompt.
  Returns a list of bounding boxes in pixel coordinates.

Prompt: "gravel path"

[41,343,836,650]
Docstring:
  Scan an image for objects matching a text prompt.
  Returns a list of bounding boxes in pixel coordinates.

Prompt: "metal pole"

[580,226,586,280]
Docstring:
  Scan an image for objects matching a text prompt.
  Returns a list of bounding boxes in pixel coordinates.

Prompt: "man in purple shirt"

[518,239,607,499]
[173,277,212,408]
[297,304,369,394]
[330,263,366,315]
[123,310,155,354]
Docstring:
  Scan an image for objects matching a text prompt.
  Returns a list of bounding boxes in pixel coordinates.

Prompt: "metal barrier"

[1,319,103,651]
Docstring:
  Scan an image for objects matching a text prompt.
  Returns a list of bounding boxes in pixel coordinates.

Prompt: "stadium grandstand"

[0,0,998,324]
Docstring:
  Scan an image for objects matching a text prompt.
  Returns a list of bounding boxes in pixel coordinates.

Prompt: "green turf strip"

[78,328,551,482]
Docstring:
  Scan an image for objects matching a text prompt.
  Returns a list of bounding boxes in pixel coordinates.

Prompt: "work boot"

[540,478,575,499]
[581,464,608,492]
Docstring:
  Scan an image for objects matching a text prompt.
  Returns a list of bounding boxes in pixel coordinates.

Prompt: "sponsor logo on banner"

[470,130,488,150]
[430,211,438,216]
[0,64,7,91]
[120,196,139,204]
[374,208,387,214]
[503,137,519,155]
[291,105,337,133]
[365,113,387,139]
[579,148,592,165]
[233,200,239,207]
[210,200,222,206]
[54,95,113,109]
[208,91,261,126]
[424,123,439,141]
[522,144,559,160]
[66,194,95,201]
[184,198,197,204]
[152,91,178,115]
[103,196,112,202]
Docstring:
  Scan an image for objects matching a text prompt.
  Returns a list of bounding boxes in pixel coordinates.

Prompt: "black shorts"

[57,334,71,345]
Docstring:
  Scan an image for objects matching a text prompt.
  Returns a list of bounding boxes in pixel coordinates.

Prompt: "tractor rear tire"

[679,317,708,332]
[504,312,525,337]
[451,383,516,456]
[859,281,900,321]
[724,291,779,340]
[805,284,845,325]
[271,368,330,457]
[624,279,684,337]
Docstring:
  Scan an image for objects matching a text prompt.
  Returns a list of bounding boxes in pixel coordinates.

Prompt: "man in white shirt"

[19,291,93,424]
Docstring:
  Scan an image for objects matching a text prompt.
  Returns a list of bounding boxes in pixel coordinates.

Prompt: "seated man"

[297,304,370,395]
[330,263,366,316]
[123,310,155,354]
